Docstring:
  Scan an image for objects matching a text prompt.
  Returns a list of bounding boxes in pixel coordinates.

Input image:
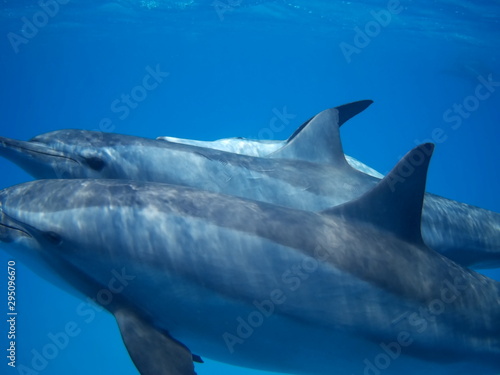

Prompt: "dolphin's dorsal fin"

[286,100,374,140]
[114,308,201,375]
[336,100,374,127]
[322,143,435,244]
[268,100,373,165]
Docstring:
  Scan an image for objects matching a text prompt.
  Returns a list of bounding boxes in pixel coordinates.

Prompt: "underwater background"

[0,0,499,374]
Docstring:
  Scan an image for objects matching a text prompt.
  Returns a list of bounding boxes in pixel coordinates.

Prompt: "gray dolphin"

[157,135,384,178]
[0,103,499,268]
[156,136,384,178]
[0,144,499,375]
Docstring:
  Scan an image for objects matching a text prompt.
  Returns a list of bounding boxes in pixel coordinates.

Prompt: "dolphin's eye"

[44,231,62,246]
[84,157,106,171]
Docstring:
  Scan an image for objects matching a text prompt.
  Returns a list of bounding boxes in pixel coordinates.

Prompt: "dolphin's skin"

[0,103,499,269]
[0,145,499,375]
[156,136,385,178]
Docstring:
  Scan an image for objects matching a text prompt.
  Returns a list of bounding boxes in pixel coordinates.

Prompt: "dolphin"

[0,144,499,375]
[0,103,499,269]
[156,136,384,178]
[157,99,382,178]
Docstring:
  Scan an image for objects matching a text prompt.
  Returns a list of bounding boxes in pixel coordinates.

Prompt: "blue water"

[0,1,499,374]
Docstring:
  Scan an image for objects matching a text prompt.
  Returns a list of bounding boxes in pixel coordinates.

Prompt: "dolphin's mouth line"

[0,206,33,238]
[1,140,80,165]
[28,148,79,164]
[0,221,32,238]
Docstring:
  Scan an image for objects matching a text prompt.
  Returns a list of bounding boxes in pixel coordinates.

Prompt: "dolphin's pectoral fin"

[114,309,199,375]
[322,143,434,246]
[268,100,373,166]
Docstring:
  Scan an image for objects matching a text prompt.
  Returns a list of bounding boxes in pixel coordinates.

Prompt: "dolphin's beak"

[0,210,31,243]
[0,136,79,179]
